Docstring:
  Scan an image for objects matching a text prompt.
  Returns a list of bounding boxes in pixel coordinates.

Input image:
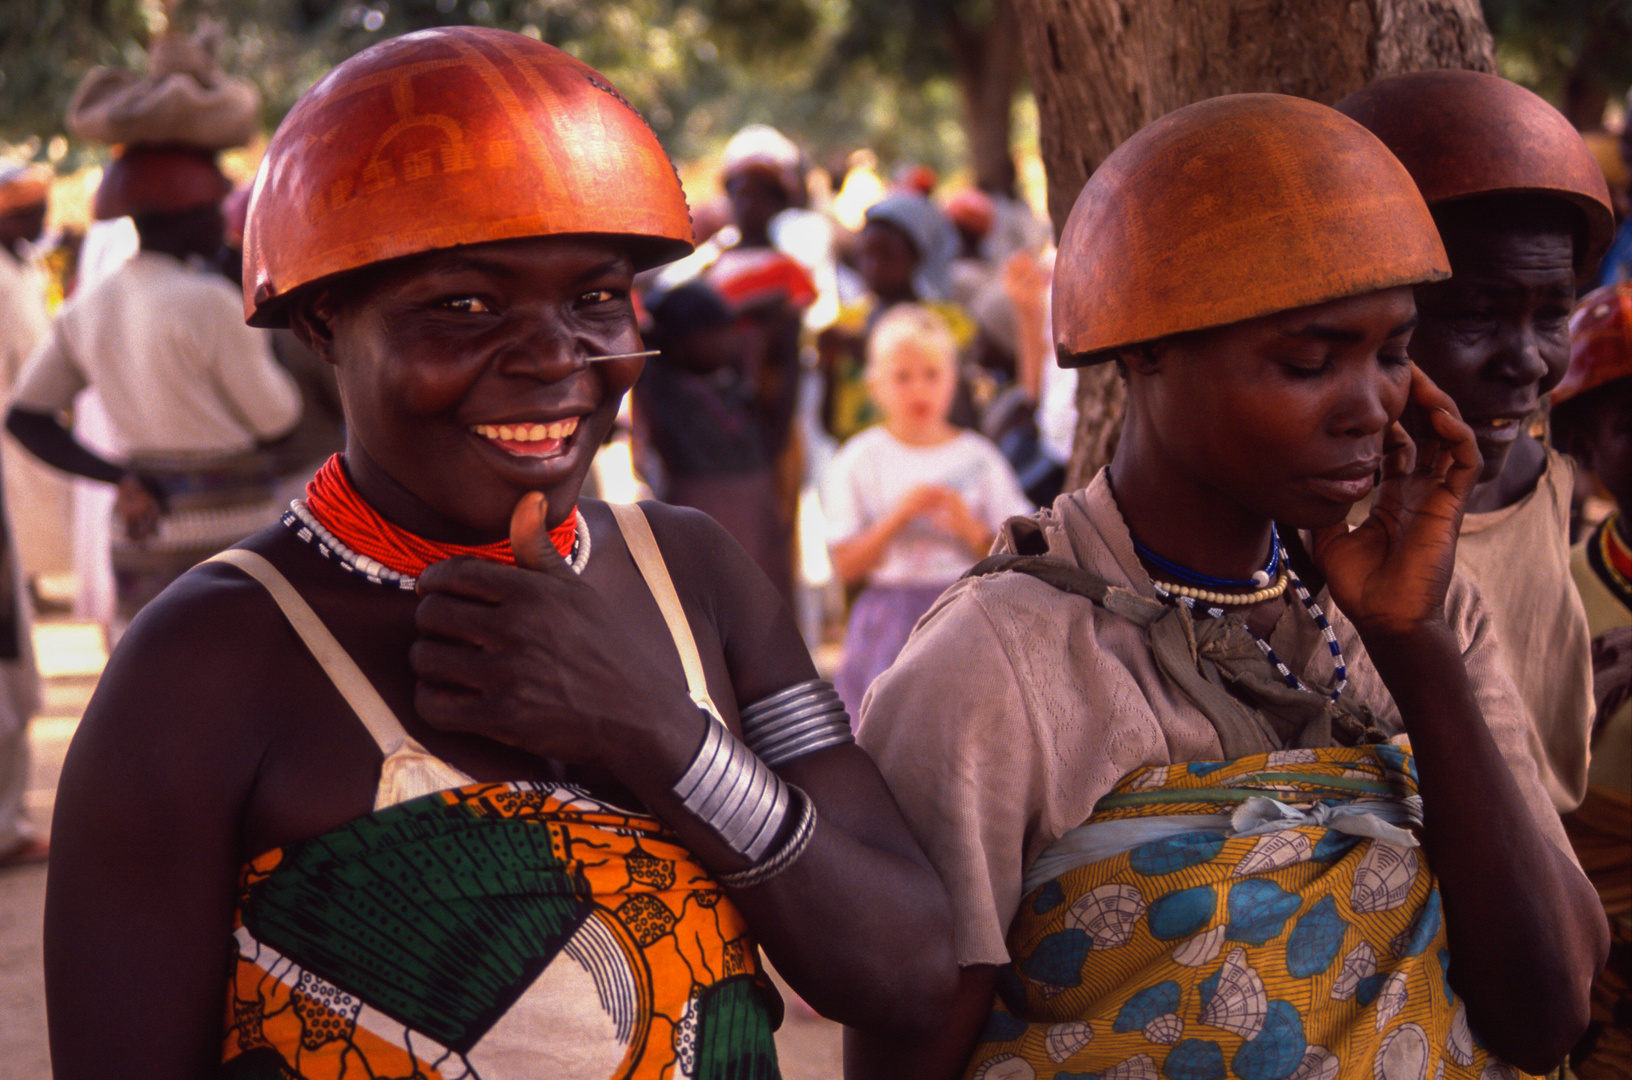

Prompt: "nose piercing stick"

[587,349,661,362]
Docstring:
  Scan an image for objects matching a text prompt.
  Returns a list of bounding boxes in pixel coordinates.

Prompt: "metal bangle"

[738,679,854,768]
[673,715,792,864]
[716,786,818,890]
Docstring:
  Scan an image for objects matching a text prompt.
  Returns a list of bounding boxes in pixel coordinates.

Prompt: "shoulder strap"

[205,548,412,757]
[607,502,724,723]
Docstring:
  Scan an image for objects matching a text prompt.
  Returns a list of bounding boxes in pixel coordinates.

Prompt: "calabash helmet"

[1552,281,1632,411]
[93,145,230,221]
[1335,70,1614,266]
[1054,94,1448,366]
[242,26,693,327]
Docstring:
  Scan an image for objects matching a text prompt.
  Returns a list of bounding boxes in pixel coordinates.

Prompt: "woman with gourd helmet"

[1337,69,1616,821]
[44,27,954,1080]
[851,93,1604,1079]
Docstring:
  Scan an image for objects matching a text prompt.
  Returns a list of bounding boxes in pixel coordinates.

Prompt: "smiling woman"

[41,27,956,1080]
[848,94,1608,1080]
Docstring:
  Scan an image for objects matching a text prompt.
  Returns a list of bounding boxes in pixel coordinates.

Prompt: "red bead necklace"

[302,455,577,577]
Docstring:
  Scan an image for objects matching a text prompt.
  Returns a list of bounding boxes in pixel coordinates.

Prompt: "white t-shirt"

[824,426,1031,587]
[13,251,299,458]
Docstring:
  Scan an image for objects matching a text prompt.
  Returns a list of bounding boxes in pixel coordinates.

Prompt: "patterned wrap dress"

[963,747,1519,1080]
[213,503,783,1079]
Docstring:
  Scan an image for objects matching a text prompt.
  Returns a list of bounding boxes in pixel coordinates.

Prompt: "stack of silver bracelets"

[671,678,854,889]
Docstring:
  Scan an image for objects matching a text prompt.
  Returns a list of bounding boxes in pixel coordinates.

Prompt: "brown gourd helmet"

[242,26,693,328]
[1335,70,1615,268]
[1053,94,1449,367]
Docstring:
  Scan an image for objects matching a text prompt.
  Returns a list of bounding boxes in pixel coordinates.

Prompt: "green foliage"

[1484,0,1632,104]
[0,0,979,181]
[0,0,151,160]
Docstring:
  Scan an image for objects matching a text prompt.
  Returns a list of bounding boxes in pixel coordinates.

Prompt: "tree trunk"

[949,0,1027,194]
[1010,0,1496,488]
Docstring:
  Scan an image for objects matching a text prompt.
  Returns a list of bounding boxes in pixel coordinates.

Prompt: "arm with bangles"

[411,495,959,1038]
[1311,370,1607,1071]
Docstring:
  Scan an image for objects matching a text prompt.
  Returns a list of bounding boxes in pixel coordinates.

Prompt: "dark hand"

[114,472,163,541]
[1310,365,1481,638]
[411,493,684,764]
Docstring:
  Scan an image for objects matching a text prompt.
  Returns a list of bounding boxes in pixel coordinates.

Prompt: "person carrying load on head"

[42,27,955,1080]
[6,22,300,636]
[847,93,1607,1080]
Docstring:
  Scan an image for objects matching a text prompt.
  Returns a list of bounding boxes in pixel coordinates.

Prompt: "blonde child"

[824,303,1030,719]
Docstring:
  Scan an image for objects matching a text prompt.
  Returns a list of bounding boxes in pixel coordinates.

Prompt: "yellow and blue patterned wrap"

[964,746,1529,1080]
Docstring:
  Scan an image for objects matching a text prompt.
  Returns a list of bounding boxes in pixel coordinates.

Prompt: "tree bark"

[1011,0,1497,488]
[948,0,1028,194]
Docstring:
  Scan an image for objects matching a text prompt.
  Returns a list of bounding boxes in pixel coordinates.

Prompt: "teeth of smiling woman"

[1487,418,1515,429]
[471,419,579,442]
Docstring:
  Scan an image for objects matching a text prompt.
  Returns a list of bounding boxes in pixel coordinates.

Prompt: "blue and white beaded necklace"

[1148,540,1349,701]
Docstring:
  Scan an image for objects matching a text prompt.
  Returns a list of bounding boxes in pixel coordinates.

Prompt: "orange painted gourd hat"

[1552,281,1632,410]
[1054,94,1448,366]
[1336,70,1614,266]
[243,26,693,327]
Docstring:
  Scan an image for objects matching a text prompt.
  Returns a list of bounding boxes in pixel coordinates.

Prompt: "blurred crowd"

[3,21,1632,1078]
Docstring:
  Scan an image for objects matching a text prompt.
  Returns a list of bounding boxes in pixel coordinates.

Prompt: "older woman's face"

[317,234,643,540]
[1132,287,1420,531]
[1408,209,1576,484]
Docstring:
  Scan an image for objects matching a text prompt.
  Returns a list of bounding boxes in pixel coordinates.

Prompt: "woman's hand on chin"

[409,491,685,769]
[1310,364,1482,640]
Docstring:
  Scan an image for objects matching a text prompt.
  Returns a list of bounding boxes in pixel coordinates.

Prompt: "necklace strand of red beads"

[285,455,579,586]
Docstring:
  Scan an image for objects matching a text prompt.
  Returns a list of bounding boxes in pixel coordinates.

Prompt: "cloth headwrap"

[303,455,576,576]
[719,124,804,204]
[864,193,958,302]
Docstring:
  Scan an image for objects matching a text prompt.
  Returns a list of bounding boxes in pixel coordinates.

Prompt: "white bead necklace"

[1147,563,1291,606]
[282,499,591,588]
[1153,546,1348,701]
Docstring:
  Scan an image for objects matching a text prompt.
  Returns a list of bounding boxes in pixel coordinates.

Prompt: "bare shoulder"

[78,528,306,771]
